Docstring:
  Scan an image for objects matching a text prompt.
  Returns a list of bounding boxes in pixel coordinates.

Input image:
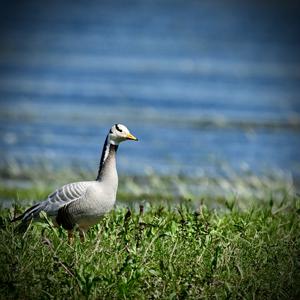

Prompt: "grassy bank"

[0,165,299,299]
[1,198,300,299]
[0,163,295,210]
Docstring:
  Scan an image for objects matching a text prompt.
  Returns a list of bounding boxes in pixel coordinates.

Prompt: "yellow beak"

[126,133,138,141]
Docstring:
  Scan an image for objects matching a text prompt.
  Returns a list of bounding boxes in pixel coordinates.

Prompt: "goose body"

[12,124,138,239]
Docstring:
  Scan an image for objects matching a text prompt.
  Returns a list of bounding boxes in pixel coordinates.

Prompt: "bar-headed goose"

[12,124,138,241]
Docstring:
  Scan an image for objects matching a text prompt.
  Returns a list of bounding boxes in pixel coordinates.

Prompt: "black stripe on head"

[115,124,123,132]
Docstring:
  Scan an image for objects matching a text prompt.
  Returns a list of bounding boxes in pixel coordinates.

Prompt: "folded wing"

[13,181,91,223]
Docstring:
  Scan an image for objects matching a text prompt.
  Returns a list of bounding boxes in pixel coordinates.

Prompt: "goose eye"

[109,129,113,133]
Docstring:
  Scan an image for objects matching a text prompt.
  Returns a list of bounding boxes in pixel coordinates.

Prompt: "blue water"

[0,0,300,181]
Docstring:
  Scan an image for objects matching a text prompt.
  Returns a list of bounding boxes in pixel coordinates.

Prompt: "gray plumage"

[12,124,138,236]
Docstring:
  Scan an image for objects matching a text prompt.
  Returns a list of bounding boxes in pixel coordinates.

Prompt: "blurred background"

[0,0,300,198]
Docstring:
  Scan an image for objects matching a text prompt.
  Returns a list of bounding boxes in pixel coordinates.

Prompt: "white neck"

[96,136,118,182]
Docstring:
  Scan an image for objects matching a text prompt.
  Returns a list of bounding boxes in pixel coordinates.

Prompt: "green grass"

[1,198,300,299]
[0,165,299,299]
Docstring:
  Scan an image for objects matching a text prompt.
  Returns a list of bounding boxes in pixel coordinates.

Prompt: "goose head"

[108,124,138,145]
